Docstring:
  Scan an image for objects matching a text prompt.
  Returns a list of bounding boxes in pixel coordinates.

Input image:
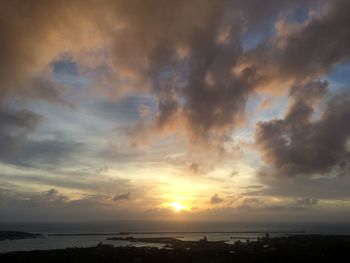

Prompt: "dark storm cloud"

[255,80,350,177]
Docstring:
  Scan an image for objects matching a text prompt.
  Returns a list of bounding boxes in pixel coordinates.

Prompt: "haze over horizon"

[0,0,350,223]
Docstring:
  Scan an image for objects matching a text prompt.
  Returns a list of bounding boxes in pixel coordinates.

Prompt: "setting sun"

[171,202,188,213]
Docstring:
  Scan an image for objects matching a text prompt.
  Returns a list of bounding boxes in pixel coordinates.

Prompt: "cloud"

[118,0,350,148]
[0,0,105,168]
[24,76,73,107]
[1,0,350,223]
[0,187,69,208]
[227,194,320,213]
[0,0,108,100]
[1,0,348,147]
[250,175,350,200]
[240,185,264,190]
[210,194,224,205]
[255,80,350,177]
[294,198,318,206]
[238,0,350,92]
[0,171,132,195]
[187,162,209,176]
[113,192,131,202]
[105,0,320,145]
[0,135,85,168]
[95,94,157,123]
[0,185,165,222]
[272,0,350,79]
[228,196,264,210]
[39,188,69,203]
[0,105,42,156]
[229,170,239,177]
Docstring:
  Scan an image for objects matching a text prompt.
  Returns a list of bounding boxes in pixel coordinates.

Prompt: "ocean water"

[1,221,350,253]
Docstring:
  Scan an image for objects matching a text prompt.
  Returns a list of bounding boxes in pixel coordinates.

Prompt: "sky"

[0,0,350,223]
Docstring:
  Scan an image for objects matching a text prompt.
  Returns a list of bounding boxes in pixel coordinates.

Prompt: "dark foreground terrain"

[1,235,350,263]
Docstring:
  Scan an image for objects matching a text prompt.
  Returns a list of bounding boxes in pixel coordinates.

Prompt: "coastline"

[1,235,350,262]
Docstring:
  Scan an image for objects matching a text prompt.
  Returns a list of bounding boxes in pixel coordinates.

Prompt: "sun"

[160,195,192,213]
[171,202,185,213]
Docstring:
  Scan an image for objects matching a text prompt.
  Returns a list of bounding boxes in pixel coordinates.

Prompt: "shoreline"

[1,235,350,262]
[48,230,305,236]
[0,231,42,241]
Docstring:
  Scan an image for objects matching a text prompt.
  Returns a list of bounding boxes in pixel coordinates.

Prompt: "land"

[106,236,184,243]
[49,230,305,236]
[49,231,304,236]
[0,231,41,241]
[48,233,125,236]
[1,235,350,262]
[107,236,229,250]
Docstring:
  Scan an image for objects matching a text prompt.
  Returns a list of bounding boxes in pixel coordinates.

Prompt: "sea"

[1,221,350,253]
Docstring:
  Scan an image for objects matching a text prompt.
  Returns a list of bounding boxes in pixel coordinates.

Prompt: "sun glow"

[171,202,186,212]
[160,196,193,214]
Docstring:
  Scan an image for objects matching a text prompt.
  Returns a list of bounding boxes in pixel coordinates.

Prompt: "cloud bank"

[0,0,350,222]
